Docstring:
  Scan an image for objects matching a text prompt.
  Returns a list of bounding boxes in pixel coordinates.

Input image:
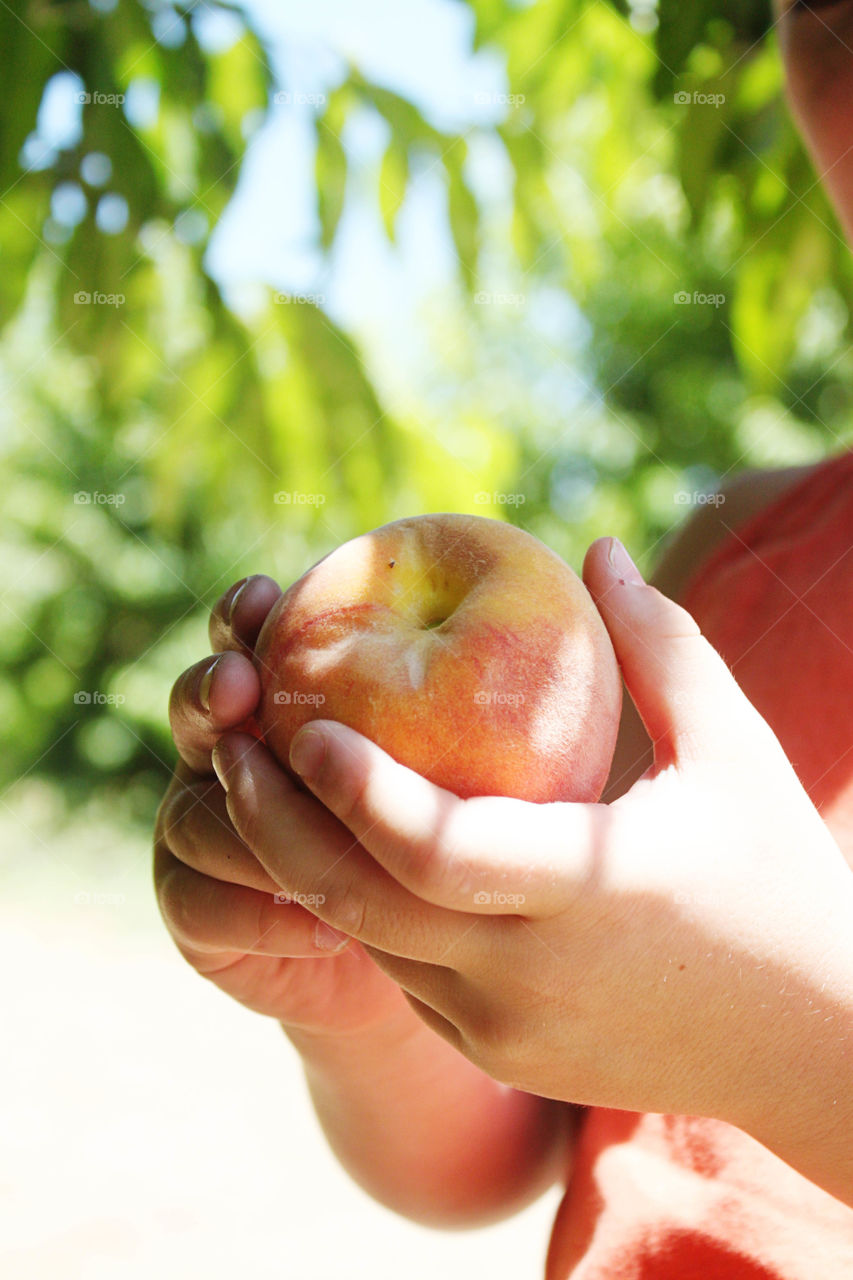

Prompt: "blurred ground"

[0,794,562,1280]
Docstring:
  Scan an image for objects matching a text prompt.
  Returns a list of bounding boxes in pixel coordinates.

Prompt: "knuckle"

[418,812,476,901]
[161,781,208,863]
[411,796,487,902]
[160,784,192,854]
[333,757,372,838]
[157,868,199,945]
[226,772,261,851]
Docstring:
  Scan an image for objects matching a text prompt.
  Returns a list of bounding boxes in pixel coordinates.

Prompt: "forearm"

[285,1007,575,1228]
[739,900,853,1209]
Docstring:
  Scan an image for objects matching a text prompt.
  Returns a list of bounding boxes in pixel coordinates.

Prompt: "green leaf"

[379,139,409,241]
[351,74,443,148]
[315,120,347,251]
[731,215,832,391]
[445,145,479,292]
[655,0,772,97]
[676,80,731,224]
[206,32,269,153]
[0,4,64,197]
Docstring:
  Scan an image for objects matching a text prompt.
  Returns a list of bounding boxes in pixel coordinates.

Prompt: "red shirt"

[546,451,853,1278]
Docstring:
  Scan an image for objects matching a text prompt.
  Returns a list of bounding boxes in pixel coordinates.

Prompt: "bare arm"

[298,464,821,1226]
[307,463,820,1227]
[267,469,810,1224]
[287,1012,576,1229]
[160,475,814,1230]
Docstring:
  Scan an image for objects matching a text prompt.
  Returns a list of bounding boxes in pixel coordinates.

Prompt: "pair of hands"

[154,537,853,1140]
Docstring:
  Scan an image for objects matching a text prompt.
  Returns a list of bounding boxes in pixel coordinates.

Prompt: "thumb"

[583,537,772,770]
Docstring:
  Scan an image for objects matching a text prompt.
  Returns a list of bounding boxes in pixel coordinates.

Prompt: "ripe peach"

[254,514,621,802]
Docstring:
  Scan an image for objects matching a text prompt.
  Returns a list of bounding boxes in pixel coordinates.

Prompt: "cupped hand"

[153,574,413,1036]
[210,539,853,1136]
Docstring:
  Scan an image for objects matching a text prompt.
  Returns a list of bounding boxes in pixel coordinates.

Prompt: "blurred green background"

[3,0,853,839]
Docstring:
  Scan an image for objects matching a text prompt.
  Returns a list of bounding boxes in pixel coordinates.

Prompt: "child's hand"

[210,540,853,1158]
[153,575,412,1037]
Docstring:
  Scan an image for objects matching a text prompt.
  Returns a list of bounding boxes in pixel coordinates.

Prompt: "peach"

[254,514,621,803]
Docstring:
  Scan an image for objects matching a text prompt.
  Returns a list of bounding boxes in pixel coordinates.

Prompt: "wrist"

[282,999,428,1077]
[732,888,853,1205]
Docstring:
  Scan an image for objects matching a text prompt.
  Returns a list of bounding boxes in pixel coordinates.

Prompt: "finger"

[212,732,479,962]
[361,944,468,1032]
[209,574,282,654]
[169,651,261,775]
[276,719,610,918]
[153,838,245,972]
[583,537,782,770]
[157,768,280,892]
[155,848,351,957]
[363,937,470,1051]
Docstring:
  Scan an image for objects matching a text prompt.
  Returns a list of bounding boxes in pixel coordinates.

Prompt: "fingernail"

[315,919,350,952]
[198,656,221,713]
[227,578,250,627]
[211,738,231,791]
[607,537,644,586]
[290,729,325,782]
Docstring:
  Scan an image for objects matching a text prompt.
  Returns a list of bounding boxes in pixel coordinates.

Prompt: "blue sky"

[29,0,553,389]
[207,0,511,352]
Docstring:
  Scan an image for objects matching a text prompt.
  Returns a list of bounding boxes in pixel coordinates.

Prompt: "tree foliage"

[1,0,851,820]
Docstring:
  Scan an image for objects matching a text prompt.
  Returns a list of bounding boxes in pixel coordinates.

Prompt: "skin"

[156,574,574,1225]
[154,492,853,1229]
[154,3,853,1247]
[217,539,853,1194]
[774,0,853,244]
